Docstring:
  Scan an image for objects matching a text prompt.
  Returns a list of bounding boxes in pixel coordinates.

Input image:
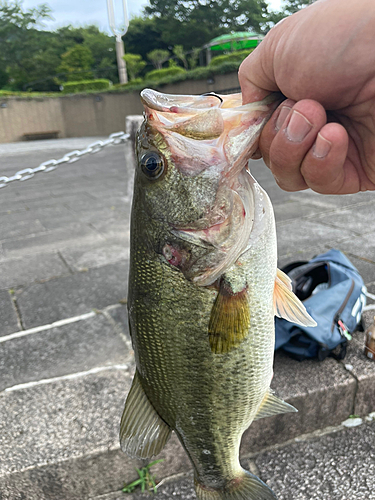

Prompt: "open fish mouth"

[141,89,282,180]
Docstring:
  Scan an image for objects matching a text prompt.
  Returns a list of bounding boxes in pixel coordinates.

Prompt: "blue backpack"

[275,249,367,361]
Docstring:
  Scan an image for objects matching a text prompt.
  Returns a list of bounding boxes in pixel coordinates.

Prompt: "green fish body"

[120,90,315,500]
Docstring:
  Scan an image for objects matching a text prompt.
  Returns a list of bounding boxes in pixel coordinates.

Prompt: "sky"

[22,0,283,33]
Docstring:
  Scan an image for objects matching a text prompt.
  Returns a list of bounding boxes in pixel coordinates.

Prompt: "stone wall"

[0,72,240,143]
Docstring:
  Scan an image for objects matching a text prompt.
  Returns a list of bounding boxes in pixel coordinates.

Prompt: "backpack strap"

[283,262,329,301]
[281,261,308,275]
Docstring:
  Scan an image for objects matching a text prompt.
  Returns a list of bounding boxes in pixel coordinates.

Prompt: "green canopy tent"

[204,32,264,63]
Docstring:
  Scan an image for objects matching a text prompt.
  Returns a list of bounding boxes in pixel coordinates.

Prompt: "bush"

[113,78,144,91]
[106,60,243,95]
[145,66,186,81]
[209,49,254,67]
[115,78,143,88]
[123,54,146,81]
[0,90,18,96]
[62,79,112,94]
[0,89,56,98]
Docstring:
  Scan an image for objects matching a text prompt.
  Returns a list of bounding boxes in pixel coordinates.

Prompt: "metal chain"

[0,131,130,189]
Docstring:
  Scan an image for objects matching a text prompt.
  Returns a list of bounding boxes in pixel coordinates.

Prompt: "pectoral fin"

[254,390,297,421]
[120,371,172,459]
[208,280,250,354]
[274,269,317,327]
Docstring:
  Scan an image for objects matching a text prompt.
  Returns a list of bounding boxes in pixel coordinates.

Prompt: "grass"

[0,89,57,98]
[122,459,164,495]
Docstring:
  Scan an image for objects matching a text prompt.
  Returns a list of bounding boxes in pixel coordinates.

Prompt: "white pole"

[116,36,128,84]
[107,0,129,84]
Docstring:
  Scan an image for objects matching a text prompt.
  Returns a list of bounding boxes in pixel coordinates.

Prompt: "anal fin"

[274,268,317,327]
[120,371,172,459]
[254,390,298,421]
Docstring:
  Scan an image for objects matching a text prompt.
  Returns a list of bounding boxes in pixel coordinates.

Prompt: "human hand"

[239,0,375,194]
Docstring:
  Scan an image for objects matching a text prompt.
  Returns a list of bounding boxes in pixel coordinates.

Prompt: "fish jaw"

[140,89,282,180]
[138,89,281,285]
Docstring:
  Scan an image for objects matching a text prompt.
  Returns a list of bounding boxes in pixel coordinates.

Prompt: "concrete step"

[1,308,374,499]
[92,417,375,500]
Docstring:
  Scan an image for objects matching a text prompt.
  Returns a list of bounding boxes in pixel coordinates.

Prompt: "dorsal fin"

[276,268,293,290]
[274,269,317,327]
[208,280,250,354]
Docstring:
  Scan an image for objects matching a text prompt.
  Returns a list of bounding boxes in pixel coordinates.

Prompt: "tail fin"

[195,470,277,500]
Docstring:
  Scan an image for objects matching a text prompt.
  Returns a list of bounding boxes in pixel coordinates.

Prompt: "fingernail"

[275,106,292,131]
[286,110,313,142]
[313,133,332,159]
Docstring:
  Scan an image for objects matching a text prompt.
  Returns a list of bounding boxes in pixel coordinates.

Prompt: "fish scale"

[120,89,316,500]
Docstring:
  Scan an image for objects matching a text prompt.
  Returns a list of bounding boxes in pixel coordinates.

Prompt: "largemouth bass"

[120,89,316,500]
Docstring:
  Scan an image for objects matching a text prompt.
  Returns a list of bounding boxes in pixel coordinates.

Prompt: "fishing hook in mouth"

[201,92,223,106]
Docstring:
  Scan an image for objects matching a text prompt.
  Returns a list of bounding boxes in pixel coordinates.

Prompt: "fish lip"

[141,88,284,113]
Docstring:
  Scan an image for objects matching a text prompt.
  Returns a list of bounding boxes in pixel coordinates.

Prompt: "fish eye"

[140,152,164,179]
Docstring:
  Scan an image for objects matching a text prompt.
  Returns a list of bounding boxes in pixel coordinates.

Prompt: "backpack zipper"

[332,278,355,334]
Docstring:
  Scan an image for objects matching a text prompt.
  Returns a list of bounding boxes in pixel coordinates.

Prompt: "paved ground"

[0,136,375,500]
[98,417,375,500]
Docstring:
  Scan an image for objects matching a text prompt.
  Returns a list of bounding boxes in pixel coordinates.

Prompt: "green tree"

[123,16,167,64]
[0,1,118,90]
[82,26,117,76]
[0,0,55,90]
[147,49,170,69]
[173,45,188,69]
[0,0,292,92]
[0,67,8,88]
[145,0,271,47]
[187,47,201,69]
[123,53,146,80]
[57,45,94,82]
[96,56,117,82]
[0,0,52,57]
[282,0,316,14]
[51,25,117,83]
[262,0,315,30]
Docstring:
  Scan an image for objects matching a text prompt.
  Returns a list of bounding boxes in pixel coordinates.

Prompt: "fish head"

[135,89,281,285]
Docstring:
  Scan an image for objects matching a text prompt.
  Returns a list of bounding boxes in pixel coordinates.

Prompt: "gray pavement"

[100,419,375,500]
[0,137,375,499]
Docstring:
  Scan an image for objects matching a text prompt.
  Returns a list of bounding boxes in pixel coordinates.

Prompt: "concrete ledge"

[2,319,374,499]
[340,311,375,416]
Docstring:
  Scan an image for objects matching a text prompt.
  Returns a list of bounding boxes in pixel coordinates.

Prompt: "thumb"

[238,22,285,104]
